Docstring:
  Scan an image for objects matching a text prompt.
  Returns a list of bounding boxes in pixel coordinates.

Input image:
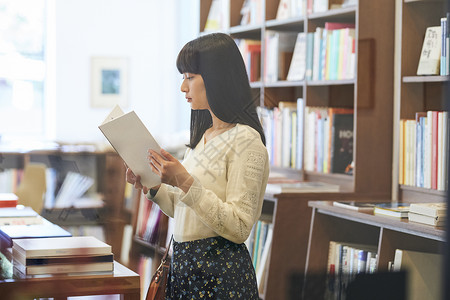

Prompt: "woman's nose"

[180,79,188,92]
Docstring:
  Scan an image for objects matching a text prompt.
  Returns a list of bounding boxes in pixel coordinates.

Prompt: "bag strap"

[161,235,173,263]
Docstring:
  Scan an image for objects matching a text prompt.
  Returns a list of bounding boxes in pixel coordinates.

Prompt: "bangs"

[176,42,200,74]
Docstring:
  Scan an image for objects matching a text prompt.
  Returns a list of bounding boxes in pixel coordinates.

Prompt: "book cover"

[99,105,162,188]
[417,26,442,75]
[332,201,376,213]
[330,112,354,174]
[373,203,410,218]
[13,236,112,258]
[287,32,306,81]
[0,223,72,248]
[409,202,446,217]
[408,212,446,227]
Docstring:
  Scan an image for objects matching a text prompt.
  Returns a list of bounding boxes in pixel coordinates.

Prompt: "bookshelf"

[304,200,445,299]
[0,149,128,260]
[200,0,395,196]
[197,0,396,298]
[392,0,449,203]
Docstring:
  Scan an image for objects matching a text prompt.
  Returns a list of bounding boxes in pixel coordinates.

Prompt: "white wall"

[50,0,198,147]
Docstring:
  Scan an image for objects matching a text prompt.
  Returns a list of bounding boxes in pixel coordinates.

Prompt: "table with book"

[0,205,140,299]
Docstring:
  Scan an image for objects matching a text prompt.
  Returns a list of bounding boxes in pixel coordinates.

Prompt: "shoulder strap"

[161,235,173,262]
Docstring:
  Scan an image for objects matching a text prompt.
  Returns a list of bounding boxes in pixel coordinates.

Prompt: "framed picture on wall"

[91,57,128,108]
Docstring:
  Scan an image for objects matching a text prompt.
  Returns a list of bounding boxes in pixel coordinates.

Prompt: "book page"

[99,105,161,188]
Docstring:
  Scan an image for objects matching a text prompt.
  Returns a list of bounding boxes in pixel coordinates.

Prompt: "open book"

[99,105,161,188]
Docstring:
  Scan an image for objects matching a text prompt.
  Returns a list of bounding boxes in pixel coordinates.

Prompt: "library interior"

[0,0,449,299]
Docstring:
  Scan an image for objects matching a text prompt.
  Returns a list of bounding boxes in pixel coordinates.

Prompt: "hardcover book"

[99,105,162,188]
[330,112,354,174]
[408,212,446,227]
[13,236,111,258]
[14,260,114,275]
[409,202,446,218]
[0,222,72,248]
[0,193,18,207]
[332,201,376,213]
[373,203,410,219]
[12,247,114,266]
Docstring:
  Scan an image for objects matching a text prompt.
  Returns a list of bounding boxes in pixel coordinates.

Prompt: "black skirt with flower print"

[165,236,259,299]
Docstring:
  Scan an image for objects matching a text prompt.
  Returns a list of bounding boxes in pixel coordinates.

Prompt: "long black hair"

[176,32,265,149]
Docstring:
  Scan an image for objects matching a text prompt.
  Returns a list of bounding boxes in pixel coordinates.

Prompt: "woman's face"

[181,73,209,110]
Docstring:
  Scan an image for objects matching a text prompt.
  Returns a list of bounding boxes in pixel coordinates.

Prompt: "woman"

[126,32,269,299]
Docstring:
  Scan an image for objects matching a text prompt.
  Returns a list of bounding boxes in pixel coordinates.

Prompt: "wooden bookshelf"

[392,0,449,202]
[304,200,445,299]
[197,0,396,298]
[0,149,128,260]
[179,0,397,298]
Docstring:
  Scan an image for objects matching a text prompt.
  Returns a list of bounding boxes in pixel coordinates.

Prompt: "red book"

[431,111,439,190]
[0,193,19,208]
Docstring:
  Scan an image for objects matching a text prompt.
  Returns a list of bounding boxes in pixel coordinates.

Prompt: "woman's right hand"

[126,167,149,194]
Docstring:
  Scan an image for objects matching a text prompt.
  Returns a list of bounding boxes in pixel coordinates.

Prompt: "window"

[0,0,46,140]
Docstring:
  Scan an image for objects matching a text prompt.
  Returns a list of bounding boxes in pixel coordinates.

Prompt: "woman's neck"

[209,111,234,131]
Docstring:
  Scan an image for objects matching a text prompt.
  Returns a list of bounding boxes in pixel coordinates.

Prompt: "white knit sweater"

[147,124,269,244]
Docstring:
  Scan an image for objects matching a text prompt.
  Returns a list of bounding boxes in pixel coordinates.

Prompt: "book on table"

[99,105,161,188]
[408,202,447,226]
[0,222,72,249]
[332,201,376,213]
[0,206,43,226]
[373,203,410,219]
[12,235,112,258]
[408,212,446,227]
[12,235,114,275]
[13,260,114,275]
[0,193,19,207]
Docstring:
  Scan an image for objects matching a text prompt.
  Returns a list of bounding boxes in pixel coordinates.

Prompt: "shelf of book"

[392,0,449,202]
[197,0,396,297]
[304,200,445,299]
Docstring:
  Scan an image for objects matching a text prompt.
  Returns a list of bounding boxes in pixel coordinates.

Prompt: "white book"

[417,26,442,75]
[287,32,307,81]
[312,27,323,81]
[256,224,273,288]
[13,236,112,258]
[296,98,305,170]
[99,105,162,188]
[438,111,448,190]
[14,261,113,275]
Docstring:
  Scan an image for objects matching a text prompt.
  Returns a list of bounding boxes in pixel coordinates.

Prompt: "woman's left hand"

[148,148,194,193]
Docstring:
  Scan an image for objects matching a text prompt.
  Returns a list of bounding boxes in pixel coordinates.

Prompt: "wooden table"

[0,258,140,300]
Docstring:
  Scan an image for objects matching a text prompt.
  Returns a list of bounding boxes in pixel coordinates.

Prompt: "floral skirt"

[165,236,259,299]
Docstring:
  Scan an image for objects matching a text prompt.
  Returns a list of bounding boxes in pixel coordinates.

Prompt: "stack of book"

[12,236,114,276]
[408,202,446,227]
